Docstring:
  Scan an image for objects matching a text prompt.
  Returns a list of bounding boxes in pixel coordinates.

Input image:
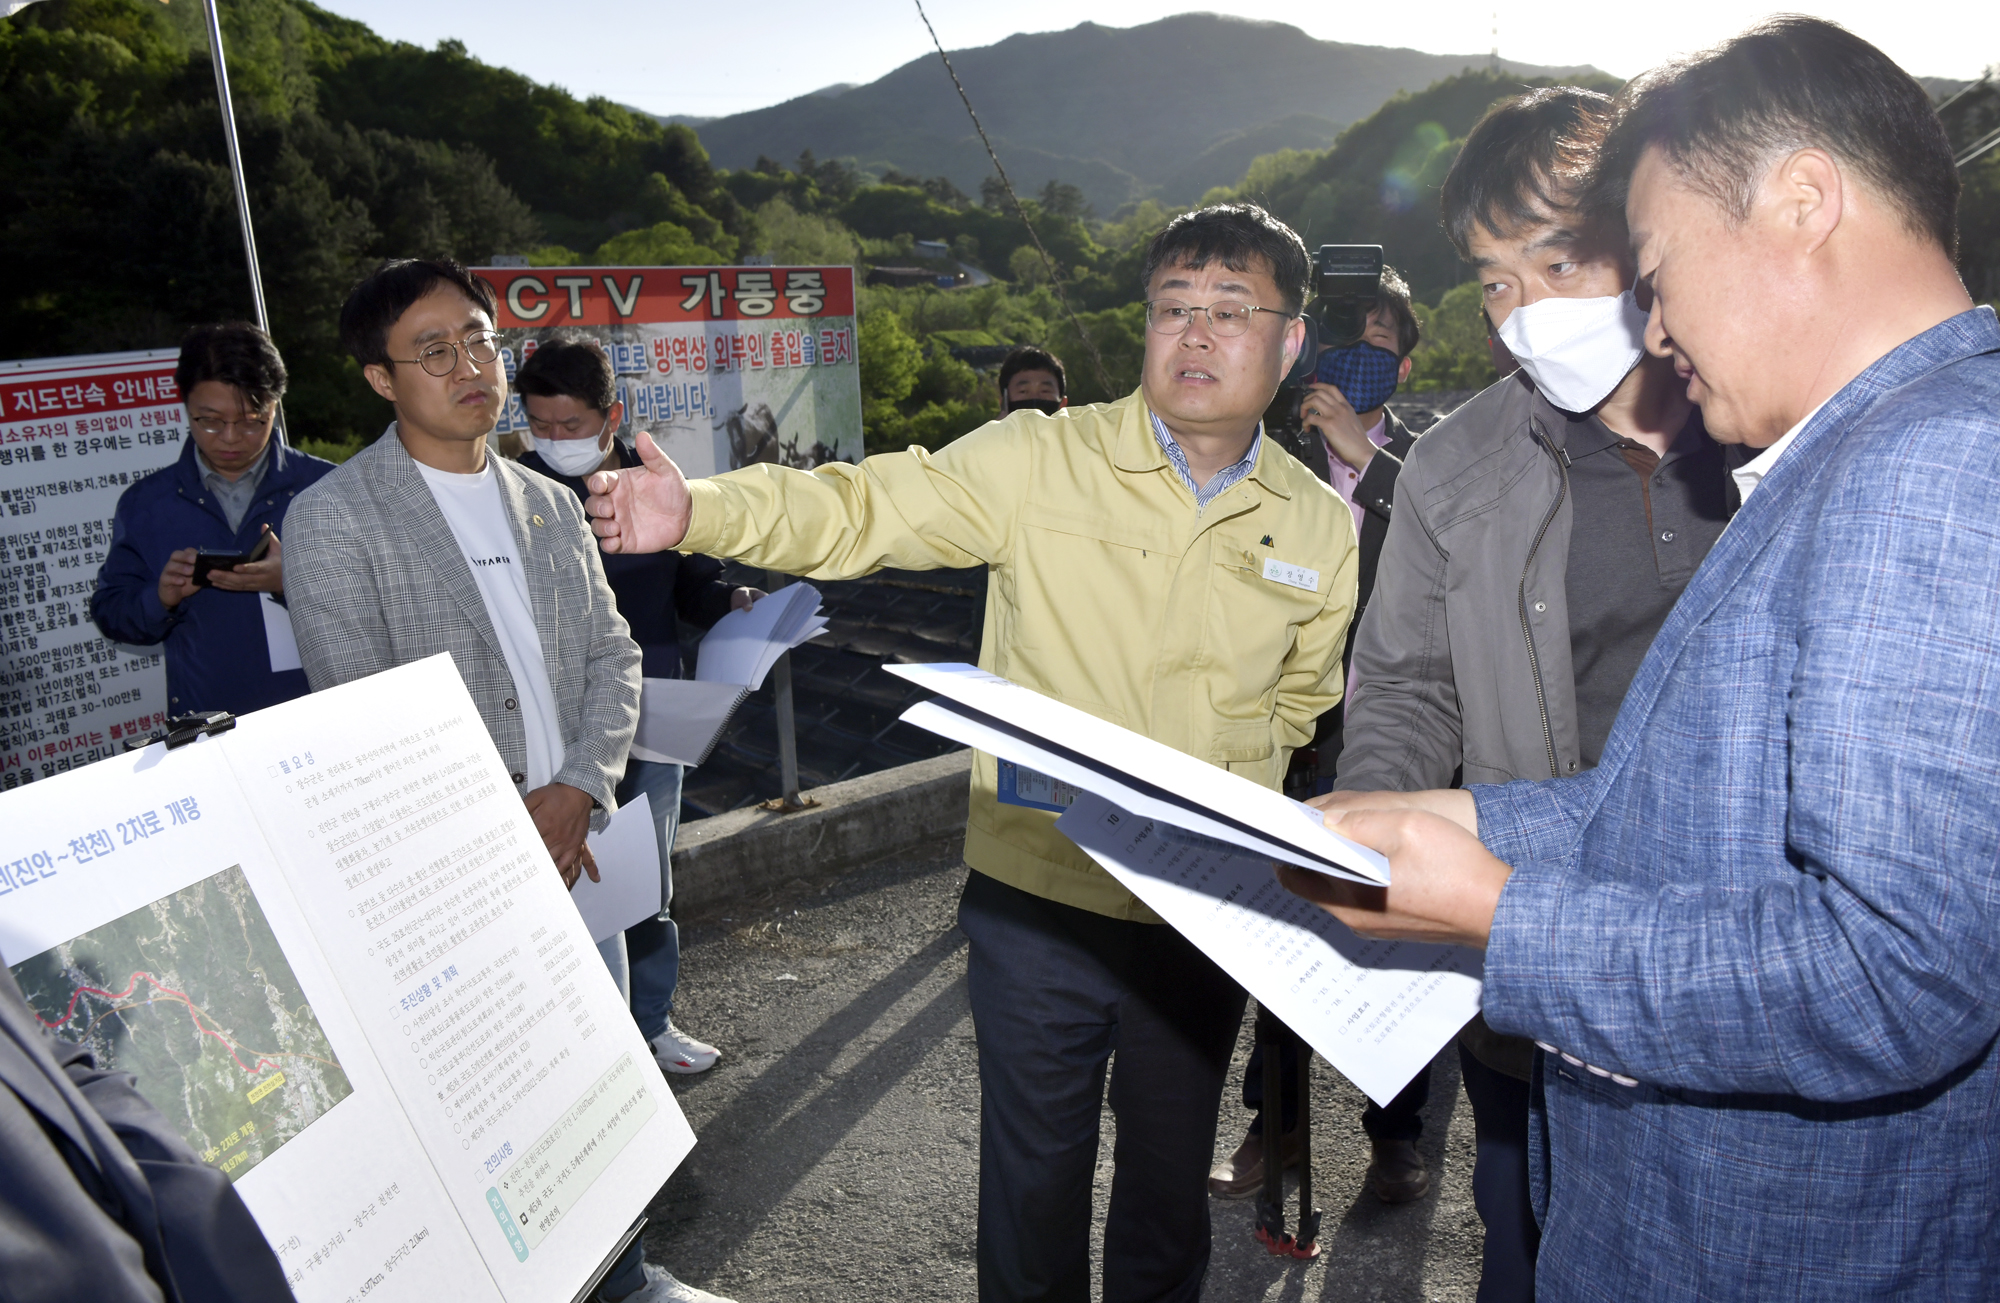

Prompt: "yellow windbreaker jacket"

[681,389,1359,920]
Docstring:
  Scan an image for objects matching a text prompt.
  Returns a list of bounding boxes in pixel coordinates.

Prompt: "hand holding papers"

[630,583,828,767]
[1059,793,1482,1104]
[887,663,1482,1104]
[571,794,663,943]
[885,662,1387,884]
[693,581,827,688]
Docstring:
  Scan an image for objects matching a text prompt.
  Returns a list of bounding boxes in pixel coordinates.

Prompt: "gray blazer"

[284,428,639,820]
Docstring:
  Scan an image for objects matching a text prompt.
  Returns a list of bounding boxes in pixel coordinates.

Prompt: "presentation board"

[0,654,694,1302]
[473,264,861,476]
[0,349,185,792]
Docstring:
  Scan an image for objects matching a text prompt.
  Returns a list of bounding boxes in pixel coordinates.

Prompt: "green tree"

[1038,179,1090,221]
[1408,280,1498,393]
[859,311,922,409]
[753,196,859,266]
[593,222,728,266]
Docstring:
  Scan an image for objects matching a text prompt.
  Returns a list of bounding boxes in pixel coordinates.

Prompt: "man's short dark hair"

[176,322,287,411]
[1142,203,1311,316]
[338,258,499,370]
[1587,17,1958,254]
[1372,266,1422,359]
[1442,87,1614,261]
[998,345,1066,399]
[515,332,618,413]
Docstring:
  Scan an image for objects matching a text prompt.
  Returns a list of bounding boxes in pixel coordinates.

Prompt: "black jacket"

[1275,407,1416,753]
[519,440,738,679]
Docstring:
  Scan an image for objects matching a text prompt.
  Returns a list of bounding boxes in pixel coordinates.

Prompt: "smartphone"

[191,532,273,587]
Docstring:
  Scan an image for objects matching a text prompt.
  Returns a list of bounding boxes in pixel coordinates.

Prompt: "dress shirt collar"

[196,442,272,495]
[1732,399,1828,508]
[1149,411,1262,509]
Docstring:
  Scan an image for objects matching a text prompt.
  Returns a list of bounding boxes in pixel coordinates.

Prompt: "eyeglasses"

[389,330,502,377]
[190,413,275,439]
[1144,299,1296,337]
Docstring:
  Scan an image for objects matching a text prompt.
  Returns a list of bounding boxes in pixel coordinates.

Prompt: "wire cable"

[910,0,1118,397]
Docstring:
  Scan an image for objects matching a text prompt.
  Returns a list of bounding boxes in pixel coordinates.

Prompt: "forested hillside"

[684,13,1602,215]
[5,0,1992,455]
[2,0,747,446]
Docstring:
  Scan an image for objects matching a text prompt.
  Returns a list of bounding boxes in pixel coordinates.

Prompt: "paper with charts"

[0,655,693,1303]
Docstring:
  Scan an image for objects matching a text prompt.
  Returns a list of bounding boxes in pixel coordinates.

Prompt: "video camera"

[1265,243,1386,445]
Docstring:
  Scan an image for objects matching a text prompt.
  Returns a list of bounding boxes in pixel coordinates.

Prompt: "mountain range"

[677,13,1603,216]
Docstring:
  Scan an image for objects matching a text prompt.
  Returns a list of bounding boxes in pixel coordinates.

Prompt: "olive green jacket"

[681,389,1359,920]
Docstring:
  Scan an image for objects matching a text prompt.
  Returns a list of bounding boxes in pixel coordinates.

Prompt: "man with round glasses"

[92,321,336,717]
[284,260,732,1303]
[584,204,1358,1301]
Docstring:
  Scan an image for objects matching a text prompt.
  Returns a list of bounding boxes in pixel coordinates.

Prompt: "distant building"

[866,266,967,290]
[914,239,952,260]
[949,345,1014,370]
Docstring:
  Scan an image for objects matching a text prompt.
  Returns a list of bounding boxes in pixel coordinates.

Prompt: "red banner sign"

[479,266,856,329]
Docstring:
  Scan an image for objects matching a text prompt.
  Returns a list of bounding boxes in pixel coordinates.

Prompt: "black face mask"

[1008,399,1064,417]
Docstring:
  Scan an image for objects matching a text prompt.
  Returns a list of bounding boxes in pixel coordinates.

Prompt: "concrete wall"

[671,751,971,917]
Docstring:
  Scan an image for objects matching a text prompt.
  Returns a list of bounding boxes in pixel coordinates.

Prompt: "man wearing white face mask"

[516,333,760,1082]
[1329,89,1739,1303]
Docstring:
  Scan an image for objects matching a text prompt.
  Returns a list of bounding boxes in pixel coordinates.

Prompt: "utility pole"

[198,0,288,443]
[760,572,816,813]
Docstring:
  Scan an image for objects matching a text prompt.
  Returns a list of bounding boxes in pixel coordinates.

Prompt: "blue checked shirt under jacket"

[1150,411,1261,508]
[1472,307,2000,1301]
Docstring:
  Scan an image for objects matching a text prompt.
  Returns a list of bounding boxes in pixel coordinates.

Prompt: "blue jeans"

[616,759,684,1041]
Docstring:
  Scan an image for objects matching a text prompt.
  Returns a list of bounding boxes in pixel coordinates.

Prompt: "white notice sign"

[0,349,186,790]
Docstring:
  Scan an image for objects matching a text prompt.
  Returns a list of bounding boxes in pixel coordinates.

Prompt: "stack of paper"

[887,662,1483,1105]
[886,662,1387,885]
[694,582,828,688]
[629,583,827,767]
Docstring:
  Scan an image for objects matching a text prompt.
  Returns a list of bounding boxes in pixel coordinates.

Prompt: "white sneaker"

[649,1021,720,1074]
[622,1262,736,1303]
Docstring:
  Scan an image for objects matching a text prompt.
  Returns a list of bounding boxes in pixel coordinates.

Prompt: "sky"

[314,1,1998,120]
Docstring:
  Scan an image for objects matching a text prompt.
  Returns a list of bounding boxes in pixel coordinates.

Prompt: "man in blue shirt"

[91,323,335,717]
[1293,19,2000,1300]
[515,331,756,1078]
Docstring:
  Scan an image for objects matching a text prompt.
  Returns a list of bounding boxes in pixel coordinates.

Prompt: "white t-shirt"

[416,461,566,791]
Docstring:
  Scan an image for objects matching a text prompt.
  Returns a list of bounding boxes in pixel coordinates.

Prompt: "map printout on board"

[0,656,694,1303]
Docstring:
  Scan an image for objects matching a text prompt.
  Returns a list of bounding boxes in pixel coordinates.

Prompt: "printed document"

[887,662,1387,884]
[573,794,664,944]
[629,583,828,766]
[1057,792,1483,1104]
[0,655,694,1303]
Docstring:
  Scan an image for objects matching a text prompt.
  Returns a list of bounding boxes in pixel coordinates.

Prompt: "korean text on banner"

[0,349,185,791]
[474,265,862,478]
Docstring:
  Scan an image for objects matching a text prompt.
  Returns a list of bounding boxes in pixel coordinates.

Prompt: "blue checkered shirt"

[1150,411,1261,509]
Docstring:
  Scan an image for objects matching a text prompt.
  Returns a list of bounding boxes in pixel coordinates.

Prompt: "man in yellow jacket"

[588,204,1357,1301]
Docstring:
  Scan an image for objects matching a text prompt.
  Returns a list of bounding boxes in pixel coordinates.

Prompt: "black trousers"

[1460,1041,1540,1303]
[958,871,1248,1303]
[1240,1025,1431,1140]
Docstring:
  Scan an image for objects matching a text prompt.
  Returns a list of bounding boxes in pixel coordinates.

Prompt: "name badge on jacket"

[1262,557,1319,592]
